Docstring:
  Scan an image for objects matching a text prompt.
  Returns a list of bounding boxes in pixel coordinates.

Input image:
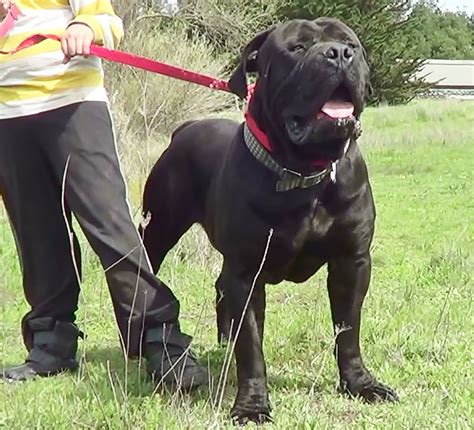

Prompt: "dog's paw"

[231,390,272,426]
[231,405,272,426]
[340,378,399,403]
[355,380,399,403]
[231,379,272,425]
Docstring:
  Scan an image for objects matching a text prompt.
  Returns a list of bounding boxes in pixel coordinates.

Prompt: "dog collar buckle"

[277,168,300,192]
[244,122,335,192]
[280,167,302,181]
[277,167,330,192]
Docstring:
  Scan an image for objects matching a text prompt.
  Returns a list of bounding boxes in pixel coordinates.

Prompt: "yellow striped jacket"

[0,0,123,119]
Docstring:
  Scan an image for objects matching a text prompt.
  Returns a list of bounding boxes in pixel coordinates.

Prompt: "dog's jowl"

[141,18,398,425]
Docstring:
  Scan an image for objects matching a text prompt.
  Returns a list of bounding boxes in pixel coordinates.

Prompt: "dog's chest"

[264,198,333,257]
[272,199,333,247]
[294,200,334,245]
[257,200,334,283]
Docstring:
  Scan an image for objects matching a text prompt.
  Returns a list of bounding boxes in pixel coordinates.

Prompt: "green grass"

[0,99,473,429]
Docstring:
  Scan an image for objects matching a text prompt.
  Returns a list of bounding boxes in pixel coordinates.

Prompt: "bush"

[105,20,230,184]
[176,0,280,64]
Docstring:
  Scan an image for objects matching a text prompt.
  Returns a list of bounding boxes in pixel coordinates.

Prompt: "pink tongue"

[320,100,354,119]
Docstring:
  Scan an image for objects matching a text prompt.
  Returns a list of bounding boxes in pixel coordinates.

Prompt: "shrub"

[105,20,230,185]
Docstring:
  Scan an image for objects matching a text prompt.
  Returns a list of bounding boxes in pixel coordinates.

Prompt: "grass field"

[0,99,473,429]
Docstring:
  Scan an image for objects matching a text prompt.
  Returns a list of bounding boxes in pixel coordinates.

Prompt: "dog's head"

[229,18,371,163]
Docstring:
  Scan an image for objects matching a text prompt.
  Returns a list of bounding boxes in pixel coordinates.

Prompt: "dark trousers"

[0,102,179,358]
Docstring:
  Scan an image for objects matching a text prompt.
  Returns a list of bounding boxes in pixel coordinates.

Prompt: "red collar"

[244,84,273,152]
[244,84,328,168]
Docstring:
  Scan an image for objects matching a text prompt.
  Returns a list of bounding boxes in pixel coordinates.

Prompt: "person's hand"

[1,0,13,20]
[61,23,94,63]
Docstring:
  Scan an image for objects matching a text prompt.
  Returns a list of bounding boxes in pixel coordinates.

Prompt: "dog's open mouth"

[317,84,354,120]
[285,83,357,146]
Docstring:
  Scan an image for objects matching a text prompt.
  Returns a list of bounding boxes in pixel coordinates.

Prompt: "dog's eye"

[290,44,306,53]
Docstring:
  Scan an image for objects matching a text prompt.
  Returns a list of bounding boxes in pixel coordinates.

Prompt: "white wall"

[419,59,474,88]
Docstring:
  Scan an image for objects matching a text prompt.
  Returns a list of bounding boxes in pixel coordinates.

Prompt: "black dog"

[141,18,398,424]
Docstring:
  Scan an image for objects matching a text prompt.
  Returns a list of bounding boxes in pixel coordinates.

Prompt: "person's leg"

[37,102,206,388]
[0,116,82,381]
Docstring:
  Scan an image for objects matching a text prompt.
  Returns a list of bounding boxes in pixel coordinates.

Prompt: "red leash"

[0,33,231,93]
[0,7,288,158]
[0,5,230,92]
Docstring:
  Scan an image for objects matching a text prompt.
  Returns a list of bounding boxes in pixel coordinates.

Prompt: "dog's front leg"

[327,253,398,402]
[222,263,271,425]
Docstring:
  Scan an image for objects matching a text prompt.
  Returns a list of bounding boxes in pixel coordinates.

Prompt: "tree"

[410,2,474,60]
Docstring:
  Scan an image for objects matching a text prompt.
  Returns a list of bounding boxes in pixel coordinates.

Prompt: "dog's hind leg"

[140,156,202,273]
[215,269,231,344]
[216,277,266,346]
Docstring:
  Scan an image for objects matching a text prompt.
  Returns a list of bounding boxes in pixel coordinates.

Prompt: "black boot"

[2,318,81,382]
[144,324,208,390]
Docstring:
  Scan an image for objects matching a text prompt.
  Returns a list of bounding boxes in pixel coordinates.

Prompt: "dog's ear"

[228,27,275,99]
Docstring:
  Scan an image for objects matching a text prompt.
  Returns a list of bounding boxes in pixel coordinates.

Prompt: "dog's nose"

[323,43,354,66]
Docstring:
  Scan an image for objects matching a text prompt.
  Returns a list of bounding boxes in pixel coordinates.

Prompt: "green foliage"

[410,2,474,60]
